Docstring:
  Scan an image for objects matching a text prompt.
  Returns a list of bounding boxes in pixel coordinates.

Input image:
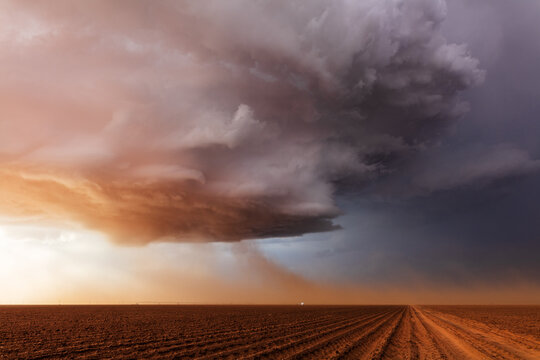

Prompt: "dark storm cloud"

[0,0,485,243]
[284,0,540,289]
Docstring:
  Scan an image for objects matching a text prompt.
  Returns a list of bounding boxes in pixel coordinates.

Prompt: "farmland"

[0,305,539,359]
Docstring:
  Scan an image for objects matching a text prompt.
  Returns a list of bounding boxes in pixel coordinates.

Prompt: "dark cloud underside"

[1,0,484,243]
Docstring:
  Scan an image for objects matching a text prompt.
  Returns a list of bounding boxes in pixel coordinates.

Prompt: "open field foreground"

[1,305,539,359]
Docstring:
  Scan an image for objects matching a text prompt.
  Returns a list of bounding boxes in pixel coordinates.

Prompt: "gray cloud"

[413,144,540,191]
[260,0,540,292]
[0,0,483,243]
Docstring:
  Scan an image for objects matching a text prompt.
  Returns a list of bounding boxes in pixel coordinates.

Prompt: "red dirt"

[0,305,538,359]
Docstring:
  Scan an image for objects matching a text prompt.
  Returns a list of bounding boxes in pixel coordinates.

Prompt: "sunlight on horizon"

[0,222,227,304]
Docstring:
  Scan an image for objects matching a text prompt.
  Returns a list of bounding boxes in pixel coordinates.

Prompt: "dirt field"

[0,305,538,359]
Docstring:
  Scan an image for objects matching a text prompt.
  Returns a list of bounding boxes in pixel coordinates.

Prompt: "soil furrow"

[379,305,413,360]
[336,308,405,360]
[237,308,399,360]
[27,308,362,359]
[288,308,405,360]
[409,305,456,359]
[183,308,390,359]
[423,307,540,351]
[2,305,539,359]
[420,307,540,360]
[375,306,411,360]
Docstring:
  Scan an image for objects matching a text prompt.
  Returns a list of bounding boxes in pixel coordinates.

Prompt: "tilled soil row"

[2,305,539,359]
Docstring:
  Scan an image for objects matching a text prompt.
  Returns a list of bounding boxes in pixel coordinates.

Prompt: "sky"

[1,0,539,304]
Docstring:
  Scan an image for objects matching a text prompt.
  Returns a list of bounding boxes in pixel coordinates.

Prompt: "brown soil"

[0,305,538,359]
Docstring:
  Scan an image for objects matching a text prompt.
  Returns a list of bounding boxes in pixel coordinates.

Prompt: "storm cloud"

[0,0,484,243]
[256,0,540,294]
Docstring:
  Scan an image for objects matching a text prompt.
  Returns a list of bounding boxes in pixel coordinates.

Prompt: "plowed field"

[0,305,538,359]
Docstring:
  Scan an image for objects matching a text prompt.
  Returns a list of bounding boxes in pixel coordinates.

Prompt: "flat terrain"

[0,305,539,359]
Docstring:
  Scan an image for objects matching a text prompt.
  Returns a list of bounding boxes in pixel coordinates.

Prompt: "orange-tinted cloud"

[0,167,339,244]
[0,0,483,243]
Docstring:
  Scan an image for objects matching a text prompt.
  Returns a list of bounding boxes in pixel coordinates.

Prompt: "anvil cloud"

[0,0,484,243]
